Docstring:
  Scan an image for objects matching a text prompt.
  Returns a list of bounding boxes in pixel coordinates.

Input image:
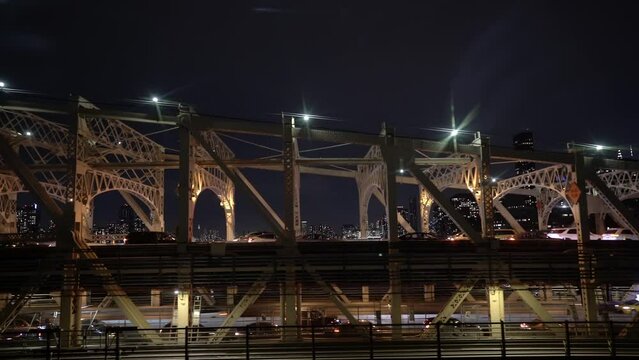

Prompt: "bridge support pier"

[151,289,162,307]
[174,290,190,342]
[487,285,505,336]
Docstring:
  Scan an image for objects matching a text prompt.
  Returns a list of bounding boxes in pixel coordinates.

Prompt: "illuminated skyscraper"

[17,203,40,234]
[513,131,535,175]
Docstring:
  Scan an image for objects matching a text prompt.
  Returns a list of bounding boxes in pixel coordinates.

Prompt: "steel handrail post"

[245,325,250,360]
[56,328,61,360]
[311,324,316,360]
[436,322,441,359]
[609,321,616,357]
[185,326,189,360]
[115,328,120,360]
[564,320,571,358]
[369,323,374,360]
[500,320,506,358]
[44,327,51,360]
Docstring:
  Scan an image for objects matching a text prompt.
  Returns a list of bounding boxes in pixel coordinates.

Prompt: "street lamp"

[152,96,159,103]
[0,81,5,88]
[595,145,603,151]
[303,114,310,121]
[451,129,459,137]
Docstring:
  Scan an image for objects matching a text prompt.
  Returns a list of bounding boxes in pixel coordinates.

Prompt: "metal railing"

[1,321,638,359]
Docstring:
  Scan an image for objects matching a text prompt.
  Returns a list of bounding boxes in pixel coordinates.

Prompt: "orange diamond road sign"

[565,182,581,205]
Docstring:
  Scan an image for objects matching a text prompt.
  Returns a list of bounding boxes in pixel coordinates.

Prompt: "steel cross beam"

[9,97,639,170]
[188,126,287,240]
[208,269,274,344]
[572,153,598,325]
[586,170,639,237]
[408,164,483,243]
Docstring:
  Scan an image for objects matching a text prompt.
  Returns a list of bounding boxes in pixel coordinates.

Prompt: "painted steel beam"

[303,262,361,329]
[511,284,563,336]
[494,200,526,234]
[422,276,478,337]
[119,191,153,231]
[208,270,273,344]
[586,171,639,237]
[0,134,64,221]
[409,164,483,243]
[190,129,287,240]
[572,153,598,325]
[7,96,639,171]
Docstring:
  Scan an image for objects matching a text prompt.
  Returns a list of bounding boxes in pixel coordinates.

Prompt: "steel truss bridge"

[2,94,639,354]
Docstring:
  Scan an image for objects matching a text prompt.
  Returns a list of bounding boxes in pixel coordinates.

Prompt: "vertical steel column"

[176,106,195,338]
[478,137,494,242]
[281,116,298,340]
[59,97,82,347]
[381,126,402,340]
[177,105,195,249]
[572,152,598,325]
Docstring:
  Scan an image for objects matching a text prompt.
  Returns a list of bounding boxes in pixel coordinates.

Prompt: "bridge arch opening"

[192,188,232,241]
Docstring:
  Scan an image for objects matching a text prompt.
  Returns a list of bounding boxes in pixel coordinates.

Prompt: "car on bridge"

[547,228,601,240]
[235,231,277,243]
[422,317,488,336]
[234,322,280,337]
[398,232,441,241]
[602,228,639,241]
[616,299,639,315]
[494,229,517,240]
[125,231,175,244]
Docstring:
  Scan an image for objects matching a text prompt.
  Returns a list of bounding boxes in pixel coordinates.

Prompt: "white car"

[547,228,601,240]
[494,229,516,240]
[602,228,639,241]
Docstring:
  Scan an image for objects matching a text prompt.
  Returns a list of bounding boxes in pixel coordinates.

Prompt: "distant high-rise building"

[513,131,535,176]
[408,196,419,230]
[429,193,481,236]
[341,224,359,239]
[17,203,40,233]
[114,203,146,233]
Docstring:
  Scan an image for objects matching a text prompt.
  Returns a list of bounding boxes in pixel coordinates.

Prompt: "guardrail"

[1,321,638,359]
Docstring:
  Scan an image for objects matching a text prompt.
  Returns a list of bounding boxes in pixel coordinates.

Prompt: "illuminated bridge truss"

[3,95,639,347]
[0,107,235,240]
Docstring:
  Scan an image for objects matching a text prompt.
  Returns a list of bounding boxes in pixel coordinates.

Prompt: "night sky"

[3,1,639,234]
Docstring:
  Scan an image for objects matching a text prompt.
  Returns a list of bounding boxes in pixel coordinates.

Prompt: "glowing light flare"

[303,114,310,121]
[152,96,159,103]
[595,145,603,151]
[451,129,459,136]
[0,81,5,88]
